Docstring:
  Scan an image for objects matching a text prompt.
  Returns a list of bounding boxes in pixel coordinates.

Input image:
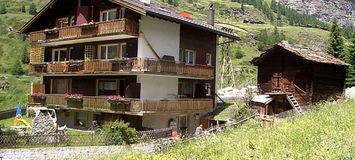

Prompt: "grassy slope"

[0,0,332,110]
[0,0,46,111]
[97,100,355,159]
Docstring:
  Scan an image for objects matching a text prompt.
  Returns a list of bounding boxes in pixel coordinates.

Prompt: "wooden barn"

[251,42,348,115]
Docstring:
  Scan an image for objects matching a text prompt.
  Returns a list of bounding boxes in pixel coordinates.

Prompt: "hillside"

[278,0,355,27]
[0,0,351,111]
[96,100,355,159]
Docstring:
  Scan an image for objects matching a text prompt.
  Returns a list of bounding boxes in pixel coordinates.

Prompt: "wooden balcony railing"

[29,19,139,43]
[29,94,213,113]
[29,58,214,78]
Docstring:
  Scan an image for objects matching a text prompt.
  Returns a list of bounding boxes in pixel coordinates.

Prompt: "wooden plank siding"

[254,45,347,114]
[29,94,213,113]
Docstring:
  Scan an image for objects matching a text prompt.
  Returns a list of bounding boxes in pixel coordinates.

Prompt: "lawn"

[95,99,355,160]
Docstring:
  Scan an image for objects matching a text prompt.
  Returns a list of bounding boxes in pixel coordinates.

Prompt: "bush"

[103,120,137,145]
[29,3,37,15]
[11,61,25,75]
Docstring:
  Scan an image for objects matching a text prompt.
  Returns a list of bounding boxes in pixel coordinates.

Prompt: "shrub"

[29,3,37,15]
[11,61,25,75]
[103,120,137,145]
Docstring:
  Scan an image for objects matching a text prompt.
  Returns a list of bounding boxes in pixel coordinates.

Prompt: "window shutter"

[30,45,44,64]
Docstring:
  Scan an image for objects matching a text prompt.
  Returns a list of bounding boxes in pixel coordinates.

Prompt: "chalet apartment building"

[21,0,238,133]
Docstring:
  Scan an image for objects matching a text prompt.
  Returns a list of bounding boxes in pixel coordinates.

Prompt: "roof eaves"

[20,0,58,34]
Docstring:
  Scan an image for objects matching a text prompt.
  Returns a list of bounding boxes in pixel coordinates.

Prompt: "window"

[51,79,70,94]
[185,50,196,65]
[75,112,88,126]
[98,44,118,59]
[69,16,75,26]
[98,80,118,96]
[121,43,128,58]
[100,9,117,22]
[118,8,125,19]
[68,47,74,61]
[55,17,69,28]
[206,53,212,65]
[205,83,211,96]
[52,48,67,62]
[179,48,184,63]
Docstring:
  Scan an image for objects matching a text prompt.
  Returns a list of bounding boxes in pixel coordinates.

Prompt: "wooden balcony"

[29,94,213,114]
[29,58,214,79]
[29,19,139,43]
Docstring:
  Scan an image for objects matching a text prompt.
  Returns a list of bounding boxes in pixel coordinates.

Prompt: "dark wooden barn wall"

[312,63,347,102]
[256,48,312,107]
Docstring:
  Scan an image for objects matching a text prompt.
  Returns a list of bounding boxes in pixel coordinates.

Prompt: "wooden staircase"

[286,93,304,114]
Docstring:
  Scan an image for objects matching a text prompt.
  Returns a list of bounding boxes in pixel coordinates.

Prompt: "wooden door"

[272,72,295,93]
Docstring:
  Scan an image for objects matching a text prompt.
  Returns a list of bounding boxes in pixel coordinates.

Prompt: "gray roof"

[252,42,349,66]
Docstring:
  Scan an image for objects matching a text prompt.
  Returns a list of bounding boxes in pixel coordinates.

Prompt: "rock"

[31,112,57,135]
[345,87,355,99]
[278,0,355,27]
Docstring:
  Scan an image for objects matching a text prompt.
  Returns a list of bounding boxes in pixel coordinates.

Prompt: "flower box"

[107,96,131,111]
[65,93,83,108]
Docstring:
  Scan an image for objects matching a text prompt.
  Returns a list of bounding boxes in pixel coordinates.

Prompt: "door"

[272,72,294,92]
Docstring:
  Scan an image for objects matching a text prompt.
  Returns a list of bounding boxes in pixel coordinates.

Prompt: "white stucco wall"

[137,75,178,100]
[138,16,180,60]
[142,113,201,133]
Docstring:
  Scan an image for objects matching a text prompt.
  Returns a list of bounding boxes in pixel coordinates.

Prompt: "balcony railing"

[29,58,214,78]
[29,94,213,113]
[29,18,139,43]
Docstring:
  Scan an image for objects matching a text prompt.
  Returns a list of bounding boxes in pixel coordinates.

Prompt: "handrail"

[294,84,307,94]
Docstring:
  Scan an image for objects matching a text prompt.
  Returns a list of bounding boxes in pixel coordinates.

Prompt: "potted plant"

[107,95,131,111]
[30,92,46,104]
[65,93,83,108]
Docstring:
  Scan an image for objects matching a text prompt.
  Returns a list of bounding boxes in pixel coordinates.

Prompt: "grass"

[0,74,39,111]
[0,116,32,126]
[94,100,355,159]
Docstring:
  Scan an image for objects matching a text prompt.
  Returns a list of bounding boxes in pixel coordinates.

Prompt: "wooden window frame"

[52,48,67,62]
[97,44,119,60]
[96,79,125,96]
[120,43,127,58]
[100,9,118,22]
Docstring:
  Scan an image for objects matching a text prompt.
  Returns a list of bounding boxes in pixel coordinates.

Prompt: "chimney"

[207,5,215,26]
[180,11,193,19]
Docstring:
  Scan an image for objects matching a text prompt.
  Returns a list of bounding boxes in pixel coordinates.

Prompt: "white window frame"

[185,50,196,65]
[205,83,212,96]
[97,44,119,60]
[206,53,212,66]
[52,48,67,62]
[100,9,118,22]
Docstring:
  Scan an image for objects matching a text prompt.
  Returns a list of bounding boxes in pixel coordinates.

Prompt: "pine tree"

[29,3,37,15]
[11,61,25,75]
[235,45,245,59]
[327,19,345,59]
[0,3,7,14]
[21,45,29,64]
[21,5,26,13]
[346,31,355,87]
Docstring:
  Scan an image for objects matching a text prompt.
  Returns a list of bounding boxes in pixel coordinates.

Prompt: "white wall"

[138,16,180,60]
[137,75,178,100]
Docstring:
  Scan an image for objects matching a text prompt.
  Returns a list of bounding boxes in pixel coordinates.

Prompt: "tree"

[29,3,37,15]
[346,31,355,87]
[11,61,25,75]
[0,3,7,14]
[21,45,29,64]
[327,19,345,59]
[241,2,245,13]
[235,45,245,59]
[21,5,26,13]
